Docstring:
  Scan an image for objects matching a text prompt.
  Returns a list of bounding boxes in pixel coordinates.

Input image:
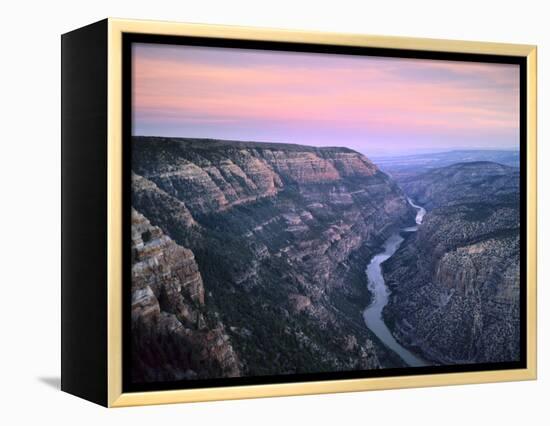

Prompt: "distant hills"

[371,150,519,182]
[401,161,519,210]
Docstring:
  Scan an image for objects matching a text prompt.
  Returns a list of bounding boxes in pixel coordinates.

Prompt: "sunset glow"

[132,43,520,155]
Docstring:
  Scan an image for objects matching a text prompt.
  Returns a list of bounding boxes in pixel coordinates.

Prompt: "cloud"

[132,43,520,152]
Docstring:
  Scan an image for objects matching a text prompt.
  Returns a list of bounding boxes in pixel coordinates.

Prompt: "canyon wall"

[383,161,521,364]
[131,136,416,381]
[131,209,240,382]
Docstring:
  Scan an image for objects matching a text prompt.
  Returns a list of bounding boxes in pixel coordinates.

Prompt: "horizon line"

[132,134,519,156]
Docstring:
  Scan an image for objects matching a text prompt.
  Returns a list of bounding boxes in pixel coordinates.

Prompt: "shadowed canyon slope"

[131,136,416,381]
[131,209,241,382]
[383,161,521,364]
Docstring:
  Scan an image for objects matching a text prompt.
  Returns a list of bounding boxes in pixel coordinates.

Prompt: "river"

[362,198,427,367]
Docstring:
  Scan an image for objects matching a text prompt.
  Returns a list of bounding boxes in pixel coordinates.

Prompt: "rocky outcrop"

[131,209,240,383]
[382,161,520,364]
[131,136,416,378]
[132,172,197,228]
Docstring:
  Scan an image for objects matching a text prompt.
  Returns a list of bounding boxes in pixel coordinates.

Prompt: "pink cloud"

[132,43,520,150]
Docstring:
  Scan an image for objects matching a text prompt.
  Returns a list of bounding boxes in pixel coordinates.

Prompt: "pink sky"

[132,43,520,155]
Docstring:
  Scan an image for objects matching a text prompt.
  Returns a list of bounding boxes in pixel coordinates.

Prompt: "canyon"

[131,136,415,381]
[383,161,521,364]
[130,136,521,382]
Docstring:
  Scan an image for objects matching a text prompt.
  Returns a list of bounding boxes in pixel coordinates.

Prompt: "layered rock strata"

[131,209,240,382]
[131,136,416,380]
[383,161,521,364]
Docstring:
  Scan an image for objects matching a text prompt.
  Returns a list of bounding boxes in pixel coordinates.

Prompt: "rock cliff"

[382,161,520,364]
[131,209,240,383]
[131,136,415,379]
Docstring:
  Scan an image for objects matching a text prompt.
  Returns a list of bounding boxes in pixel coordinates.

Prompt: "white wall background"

[0,0,546,423]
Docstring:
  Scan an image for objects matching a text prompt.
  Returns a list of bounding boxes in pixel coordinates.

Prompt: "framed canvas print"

[61,18,537,407]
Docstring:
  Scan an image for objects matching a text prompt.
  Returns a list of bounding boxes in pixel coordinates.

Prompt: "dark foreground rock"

[131,209,240,382]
